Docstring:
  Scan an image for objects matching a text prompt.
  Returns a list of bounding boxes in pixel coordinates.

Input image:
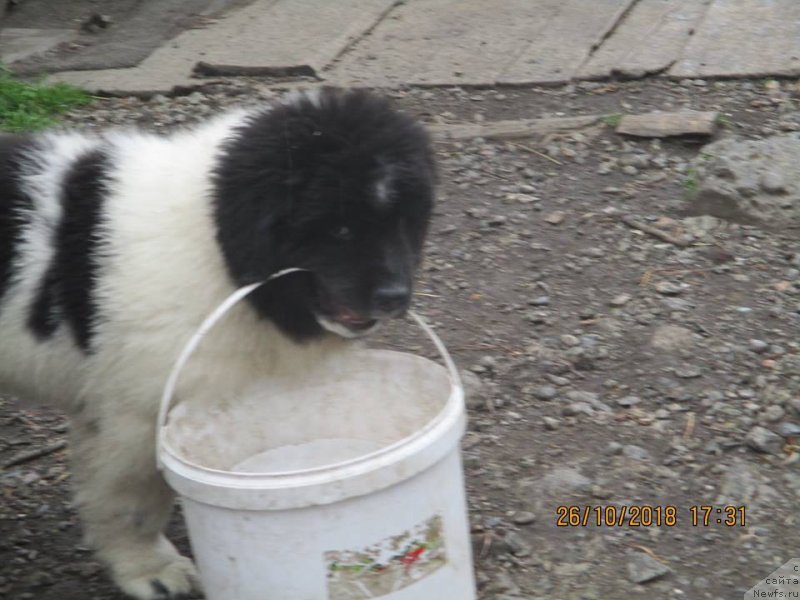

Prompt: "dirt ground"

[1,77,799,599]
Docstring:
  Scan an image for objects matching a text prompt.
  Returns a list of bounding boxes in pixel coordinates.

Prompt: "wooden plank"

[616,111,718,138]
[670,0,800,79]
[579,0,711,80]
[327,0,559,87]
[498,0,636,85]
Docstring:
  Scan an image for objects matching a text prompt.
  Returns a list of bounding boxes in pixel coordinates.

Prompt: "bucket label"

[325,514,447,599]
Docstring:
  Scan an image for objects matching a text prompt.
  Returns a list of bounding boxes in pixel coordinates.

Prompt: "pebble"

[745,426,784,454]
[777,422,800,438]
[512,511,537,525]
[654,281,683,296]
[609,293,632,307]
[749,339,770,353]
[616,395,641,407]
[542,416,560,430]
[544,211,566,225]
[627,553,671,584]
[563,402,594,417]
[760,171,787,193]
[622,444,651,461]
[534,385,558,401]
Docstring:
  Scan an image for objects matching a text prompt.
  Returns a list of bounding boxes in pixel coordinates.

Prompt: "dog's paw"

[116,554,198,599]
[108,540,200,600]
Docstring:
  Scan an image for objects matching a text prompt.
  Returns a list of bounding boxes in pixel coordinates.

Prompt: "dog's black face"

[213,88,435,341]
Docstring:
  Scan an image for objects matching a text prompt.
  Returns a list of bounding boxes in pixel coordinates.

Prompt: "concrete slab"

[0,28,74,64]
[5,0,245,75]
[578,0,710,80]
[47,0,394,94]
[670,0,800,79]
[47,67,216,97]
[498,0,635,85]
[149,0,395,77]
[327,0,558,87]
[429,115,603,142]
[616,110,718,138]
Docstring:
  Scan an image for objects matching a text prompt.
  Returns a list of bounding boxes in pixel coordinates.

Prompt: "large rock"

[687,134,800,227]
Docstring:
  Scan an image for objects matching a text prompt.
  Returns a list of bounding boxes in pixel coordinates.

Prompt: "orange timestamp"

[556,505,747,528]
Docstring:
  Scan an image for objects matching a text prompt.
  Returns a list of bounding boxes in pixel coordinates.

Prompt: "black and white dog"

[0,87,435,599]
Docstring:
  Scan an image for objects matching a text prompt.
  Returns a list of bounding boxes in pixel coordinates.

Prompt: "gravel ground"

[1,77,799,600]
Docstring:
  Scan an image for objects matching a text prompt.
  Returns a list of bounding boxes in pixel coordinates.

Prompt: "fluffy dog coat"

[0,88,435,599]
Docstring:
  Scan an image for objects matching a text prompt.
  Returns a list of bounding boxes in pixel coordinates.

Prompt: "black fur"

[213,88,436,341]
[28,148,110,352]
[0,135,35,309]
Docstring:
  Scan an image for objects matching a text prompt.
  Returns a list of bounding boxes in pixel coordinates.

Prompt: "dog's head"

[213,88,436,341]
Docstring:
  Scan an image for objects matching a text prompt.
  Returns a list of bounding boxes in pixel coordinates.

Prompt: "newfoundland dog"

[0,87,435,599]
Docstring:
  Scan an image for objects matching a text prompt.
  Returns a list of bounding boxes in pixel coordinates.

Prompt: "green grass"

[716,114,733,128]
[684,168,698,194]
[0,67,90,132]
[602,113,622,128]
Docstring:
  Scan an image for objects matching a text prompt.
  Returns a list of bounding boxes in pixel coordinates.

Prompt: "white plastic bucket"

[157,274,476,600]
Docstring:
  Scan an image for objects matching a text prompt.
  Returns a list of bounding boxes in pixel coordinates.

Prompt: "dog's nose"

[372,284,411,315]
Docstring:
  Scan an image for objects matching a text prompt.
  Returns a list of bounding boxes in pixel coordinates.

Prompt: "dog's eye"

[330,225,353,241]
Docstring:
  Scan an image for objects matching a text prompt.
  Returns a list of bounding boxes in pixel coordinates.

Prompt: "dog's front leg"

[69,410,198,599]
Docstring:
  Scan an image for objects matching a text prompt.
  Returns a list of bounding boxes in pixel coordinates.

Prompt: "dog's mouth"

[314,306,379,338]
[312,290,380,338]
[329,307,378,331]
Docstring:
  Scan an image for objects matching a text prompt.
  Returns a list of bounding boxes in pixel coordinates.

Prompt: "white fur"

[0,100,348,599]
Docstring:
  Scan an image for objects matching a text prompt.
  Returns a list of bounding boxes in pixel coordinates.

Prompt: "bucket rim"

[159,347,464,482]
[156,272,464,486]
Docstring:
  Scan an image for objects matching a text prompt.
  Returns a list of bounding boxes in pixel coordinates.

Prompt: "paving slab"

[0,27,74,65]
[670,0,800,79]
[327,0,560,87]
[186,0,397,76]
[49,0,395,94]
[429,115,603,142]
[498,0,635,85]
[578,0,710,80]
[615,110,718,138]
[5,0,242,74]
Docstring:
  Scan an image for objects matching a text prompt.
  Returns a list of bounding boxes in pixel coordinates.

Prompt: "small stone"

[609,293,632,307]
[622,165,639,176]
[675,366,702,379]
[503,531,532,557]
[542,416,560,431]
[745,426,783,454]
[616,395,641,408]
[544,211,566,225]
[622,444,651,461]
[627,553,671,584]
[760,171,787,193]
[529,295,550,306]
[761,405,785,423]
[654,281,683,296]
[563,402,594,417]
[561,334,580,347]
[777,422,800,438]
[749,339,769,353]
[606,441,623,455]
[512,511,537,525]
[534,385,558,401]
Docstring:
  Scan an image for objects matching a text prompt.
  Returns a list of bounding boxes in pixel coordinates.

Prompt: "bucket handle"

[156,268,461,470]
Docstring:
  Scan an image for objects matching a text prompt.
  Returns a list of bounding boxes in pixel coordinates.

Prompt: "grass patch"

[602,113,622,128]
[716,114,732,128]
[684,168,698,194]
[0,67,90,132]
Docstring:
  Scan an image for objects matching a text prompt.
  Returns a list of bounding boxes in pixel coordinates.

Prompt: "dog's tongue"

[335,308,371,325]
